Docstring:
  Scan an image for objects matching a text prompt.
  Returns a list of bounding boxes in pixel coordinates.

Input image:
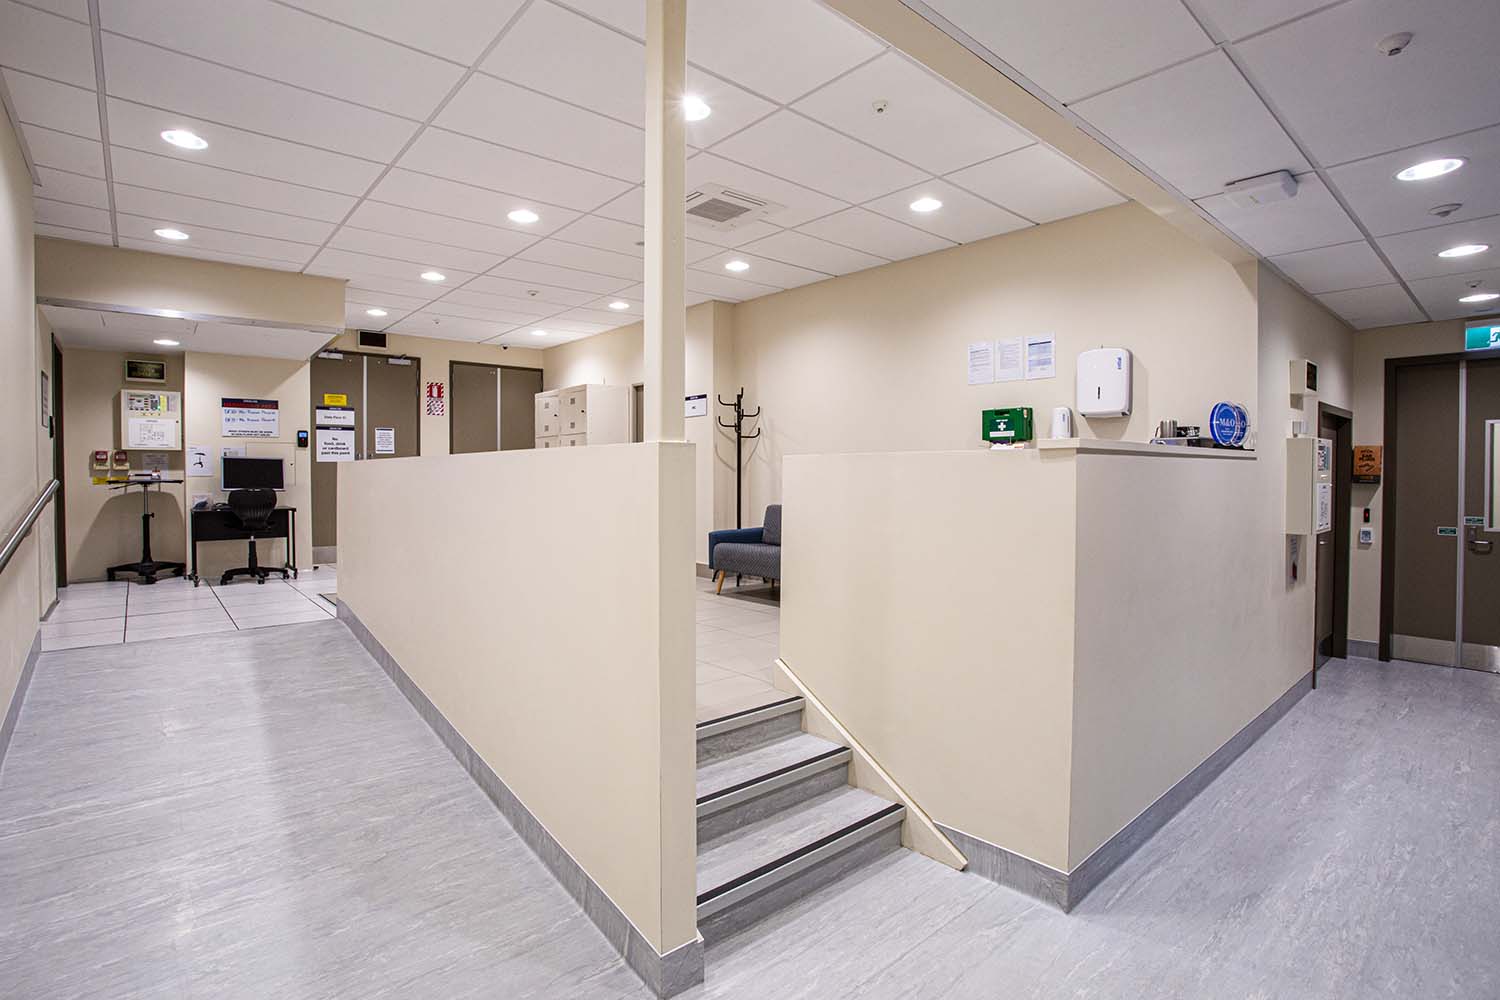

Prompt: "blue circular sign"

[1210,402,1239,446]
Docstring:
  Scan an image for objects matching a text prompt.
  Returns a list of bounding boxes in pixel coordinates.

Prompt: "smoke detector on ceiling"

[685,183,785,232]
[1223,170,1298,210]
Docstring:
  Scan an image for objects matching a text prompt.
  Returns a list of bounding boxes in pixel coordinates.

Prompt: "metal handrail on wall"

[0,479,59,578]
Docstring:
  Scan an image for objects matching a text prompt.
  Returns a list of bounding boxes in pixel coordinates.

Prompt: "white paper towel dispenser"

[1076,348,1132,418]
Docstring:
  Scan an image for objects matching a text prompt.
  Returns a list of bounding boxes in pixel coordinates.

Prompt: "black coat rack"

[717,387,761,528]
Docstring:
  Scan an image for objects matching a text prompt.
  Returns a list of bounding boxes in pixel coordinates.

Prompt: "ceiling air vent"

[685,183,785,232]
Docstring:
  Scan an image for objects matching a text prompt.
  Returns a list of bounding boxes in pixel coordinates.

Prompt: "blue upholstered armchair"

[708,504,781,594]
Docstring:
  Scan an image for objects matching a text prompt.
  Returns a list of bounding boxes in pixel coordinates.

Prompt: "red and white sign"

[425,380,445,417]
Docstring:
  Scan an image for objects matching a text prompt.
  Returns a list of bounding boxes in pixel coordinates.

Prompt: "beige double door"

[1390,356,1500,670]
[309,351,420,554]
[449,362,542,454]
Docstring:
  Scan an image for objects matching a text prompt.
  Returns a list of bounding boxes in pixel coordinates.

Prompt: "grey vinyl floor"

[2,621,1496,999]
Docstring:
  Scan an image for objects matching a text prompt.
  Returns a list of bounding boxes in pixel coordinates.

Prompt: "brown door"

[1315,406,1352,662]
[499,367,542,450]
[365,357,420,462]
[310,352,364,551]
[1461,358,1500,670]
[451,362,499,454]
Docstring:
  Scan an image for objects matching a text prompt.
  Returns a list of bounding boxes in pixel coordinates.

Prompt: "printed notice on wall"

[127,417,177,449]
[995,336,1024,382]
[967,341,994,385]
[684,393,708,417]
[316,427,355,462]
[187,445,211,477]
[221,397,280,438]
[315,406,355,427]
[1024,335,1056,381]
[374,427,395,454]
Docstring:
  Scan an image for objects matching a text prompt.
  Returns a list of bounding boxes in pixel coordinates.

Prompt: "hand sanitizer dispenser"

[1076,348,1132,418]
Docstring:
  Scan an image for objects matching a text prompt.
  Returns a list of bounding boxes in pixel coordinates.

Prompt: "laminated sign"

[425,380,445,417]
[221,397,280,438]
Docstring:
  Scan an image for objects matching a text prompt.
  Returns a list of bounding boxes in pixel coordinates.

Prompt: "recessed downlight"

[1459,291,1499,303]
[160,129,207,150]
[154,227,190,241]
[909,196,943,213]
[1396,157,1464,181]
[420,270,446,282]
[153,338,179,346]
[531,329,548,336]
[608,300,629,310]
[1437,243,1489,259]
[508,208,540,224]
[683,95,712,122]
[365,307,388,317]
[724,259,749,272]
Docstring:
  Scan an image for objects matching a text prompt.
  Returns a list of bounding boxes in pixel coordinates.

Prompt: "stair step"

[696,787,904,935]
[697,732,851,840]
[696,695,804,763]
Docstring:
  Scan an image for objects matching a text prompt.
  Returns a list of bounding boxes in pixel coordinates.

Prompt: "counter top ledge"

[1037,438,1256,460]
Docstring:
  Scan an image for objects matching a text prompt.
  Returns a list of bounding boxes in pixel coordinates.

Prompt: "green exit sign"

[1467,322,1500,351]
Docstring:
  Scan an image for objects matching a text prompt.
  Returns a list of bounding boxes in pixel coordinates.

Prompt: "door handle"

[1468,525,1493,554]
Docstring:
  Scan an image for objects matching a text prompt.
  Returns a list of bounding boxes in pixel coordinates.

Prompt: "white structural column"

[643,0,687,443]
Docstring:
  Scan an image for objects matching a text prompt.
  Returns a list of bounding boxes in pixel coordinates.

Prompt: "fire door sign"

[425,380,445,417]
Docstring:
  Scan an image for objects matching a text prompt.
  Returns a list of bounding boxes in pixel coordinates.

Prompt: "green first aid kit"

[981,407,1034,444]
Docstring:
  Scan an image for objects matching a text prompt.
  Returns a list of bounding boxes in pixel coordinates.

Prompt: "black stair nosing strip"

[697,746,850,806]
[696,801,904,907]
[695,695,802,731]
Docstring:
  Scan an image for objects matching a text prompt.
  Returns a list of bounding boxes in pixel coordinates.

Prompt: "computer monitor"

[222,456,285,492]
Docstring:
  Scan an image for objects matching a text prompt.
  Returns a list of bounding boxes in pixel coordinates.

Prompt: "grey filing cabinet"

[534,384,629,449]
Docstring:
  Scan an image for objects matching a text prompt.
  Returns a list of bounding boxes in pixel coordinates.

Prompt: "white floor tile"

[125,607,234,630]
[124,619,238,643]
[58,580,128,594]
[44,601,128,624]
[41,629,124,651]
[232,607,336,630]
[40,616,127,639]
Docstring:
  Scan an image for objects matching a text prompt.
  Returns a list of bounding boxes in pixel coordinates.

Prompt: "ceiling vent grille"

[685,183,785,232]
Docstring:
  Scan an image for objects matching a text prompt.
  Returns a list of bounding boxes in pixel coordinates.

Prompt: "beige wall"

[780,449,1079,869]
[324,330,545,458]
[337,442,697,955]
[544,301,733,562]
[182,352,313,581]
[1,112,43,727]
[36,237,344,331]
[1348,319,1471,643]
[59,348,188,582]
[34,307,56,612]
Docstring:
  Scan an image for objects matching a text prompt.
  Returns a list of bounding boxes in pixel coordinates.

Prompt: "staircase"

[695,694,906,942]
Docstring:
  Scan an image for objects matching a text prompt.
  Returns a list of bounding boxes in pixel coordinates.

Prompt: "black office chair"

[220,489,289,586]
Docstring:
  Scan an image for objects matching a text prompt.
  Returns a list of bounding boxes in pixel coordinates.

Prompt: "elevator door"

[1390,357,1500,670]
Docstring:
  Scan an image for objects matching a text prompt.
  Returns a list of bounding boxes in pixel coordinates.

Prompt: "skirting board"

[1347,639,1379,661]
[0,629,42,772]
[337,603,704,997]
[947,669,1314,912]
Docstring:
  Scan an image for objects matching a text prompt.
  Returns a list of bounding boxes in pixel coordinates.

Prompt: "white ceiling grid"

[0,0,1126,350]
[916,0,1500,329]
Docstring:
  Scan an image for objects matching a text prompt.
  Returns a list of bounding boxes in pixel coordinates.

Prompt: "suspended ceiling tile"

[863,179,1031,245]
[309,247,475,287]
[517,240,644,282]
[686,152,850,228]
[33,166,109,209]
[691,249,830,290]
[109,146,356,222]
[0,2,96,88]
[188,321,335,359]
[34,223,112,245]
[555,306,635,327]
[102,0,463,120]
[344,287,432,312]
[118,237,306,272]
[440,287,557,318]
[436,73,644,184]
[1404,266,1500,322]
[712,111,926,204]
[463,274,597,308]
[739,230,888,274]
[277,0,526,65]
[1324,124,1500,238]
[115,214,317,264]
[794,51,1032,175]
[326,228,505,275]
[945,145,1125,224]
[112,185,336,244]
[593,187,642,226]
[424,301,550,327]
[398,128,631,211]
[344,201,545,255]
[549,216,650,258]
[682,269,780,302]
[1196,174,1362,257]
[797,207,954,261]
[1,69,100,139]
[922,0,1212,104]
[25,0,88,22]
[1376,218,1500,282]
[105,98,383,196]
[1233,0,1500,167]
[1315,283,1425,329]
[1268,241,1394,294]
[21,124,104,178]
[490,258,635,295]
[100,33,418,162]
[367,169,584,234]
[34,198,111,233]
[1187,0,1333,41]
[1072,50,1308,201]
